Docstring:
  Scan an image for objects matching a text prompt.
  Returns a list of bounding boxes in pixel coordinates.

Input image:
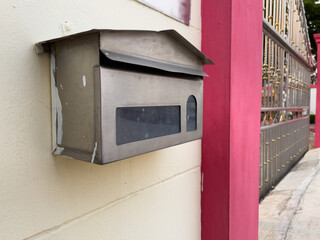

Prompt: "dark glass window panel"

[116,106,181,145]
[187,96,197,131]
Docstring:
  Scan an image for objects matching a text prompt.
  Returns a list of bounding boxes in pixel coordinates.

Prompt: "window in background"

[136,0,191,25]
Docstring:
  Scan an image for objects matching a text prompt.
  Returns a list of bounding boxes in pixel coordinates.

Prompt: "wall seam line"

[24,165,201,240]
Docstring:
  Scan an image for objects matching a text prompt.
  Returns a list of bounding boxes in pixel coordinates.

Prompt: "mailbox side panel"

[100,67,203,164]
[53,33,100,161]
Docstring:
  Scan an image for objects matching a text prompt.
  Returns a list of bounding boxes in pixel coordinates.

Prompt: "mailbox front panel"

[99,67,203,164]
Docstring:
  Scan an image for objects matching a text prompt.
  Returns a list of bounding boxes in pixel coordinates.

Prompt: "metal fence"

[260,0,314,199]
[260,117,309,197]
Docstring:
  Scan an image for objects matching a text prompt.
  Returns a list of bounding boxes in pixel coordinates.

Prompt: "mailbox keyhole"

[187,95,197,131]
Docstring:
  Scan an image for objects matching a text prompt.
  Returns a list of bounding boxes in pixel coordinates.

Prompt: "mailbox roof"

[36,29,213,76]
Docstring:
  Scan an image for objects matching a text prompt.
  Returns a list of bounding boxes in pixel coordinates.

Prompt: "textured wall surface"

[0,1,202,239]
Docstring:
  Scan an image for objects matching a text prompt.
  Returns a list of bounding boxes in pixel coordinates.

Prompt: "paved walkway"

[259,148,320,240]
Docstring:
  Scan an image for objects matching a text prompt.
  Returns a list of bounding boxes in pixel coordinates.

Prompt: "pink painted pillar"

[314,34,320,148]
[201,0,262,239]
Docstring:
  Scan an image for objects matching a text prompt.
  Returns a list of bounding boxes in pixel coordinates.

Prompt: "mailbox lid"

[99,29,213,76]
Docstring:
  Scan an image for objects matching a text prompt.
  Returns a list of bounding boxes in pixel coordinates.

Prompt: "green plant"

[310,114,315,124]
[303,0,320,62]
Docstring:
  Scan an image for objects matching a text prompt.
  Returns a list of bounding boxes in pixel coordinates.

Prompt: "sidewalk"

[259,148,320,240]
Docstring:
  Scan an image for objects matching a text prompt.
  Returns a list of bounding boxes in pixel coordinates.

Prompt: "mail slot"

[37,29,213,164]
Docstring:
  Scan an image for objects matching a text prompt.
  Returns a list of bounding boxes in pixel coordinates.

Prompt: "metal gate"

[260,0,314,198]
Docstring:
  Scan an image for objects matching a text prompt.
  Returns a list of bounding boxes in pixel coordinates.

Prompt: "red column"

[201,1,262,239]
[314,34,320,148]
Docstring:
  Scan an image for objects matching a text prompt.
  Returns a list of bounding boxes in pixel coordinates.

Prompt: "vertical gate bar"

[268,38,271,107]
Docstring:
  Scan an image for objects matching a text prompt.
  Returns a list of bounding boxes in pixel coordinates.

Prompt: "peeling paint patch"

[55,86,63,145]
[91,142,97,163]
[50,53,58,152]
[54,147,64,155]
[82,75,86,87]
[51,53,63,145]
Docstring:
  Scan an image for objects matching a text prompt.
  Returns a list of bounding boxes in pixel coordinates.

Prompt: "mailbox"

[37,29,213,164]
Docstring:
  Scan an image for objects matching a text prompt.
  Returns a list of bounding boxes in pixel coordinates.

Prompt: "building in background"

[310,85,317,115]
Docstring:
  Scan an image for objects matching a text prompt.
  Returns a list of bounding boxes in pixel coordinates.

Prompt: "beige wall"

[0,0,202,239]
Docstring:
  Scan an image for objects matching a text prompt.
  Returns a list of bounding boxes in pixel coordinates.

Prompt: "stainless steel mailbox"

[37,29,213,164]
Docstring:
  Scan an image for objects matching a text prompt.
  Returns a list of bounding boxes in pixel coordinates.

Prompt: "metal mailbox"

[37,29,213,164]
